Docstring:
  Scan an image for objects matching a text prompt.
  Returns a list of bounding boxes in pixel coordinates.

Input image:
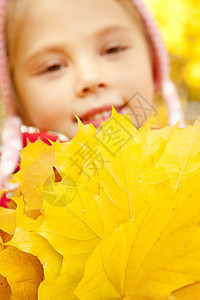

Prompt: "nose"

[75,58,108,97]
[78,81,107,97]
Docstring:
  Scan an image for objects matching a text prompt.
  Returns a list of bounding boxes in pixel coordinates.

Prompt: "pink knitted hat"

[0,0,185,191]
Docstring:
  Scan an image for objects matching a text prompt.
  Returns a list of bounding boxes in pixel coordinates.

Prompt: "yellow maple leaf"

[2,109,200,299]
[0,274,11,300]
[14,140,58,211]
[170,282,200,300]
[76,175,200,299]
[150,125,200,187]
[0,207,16,235]
[0,246,43,299]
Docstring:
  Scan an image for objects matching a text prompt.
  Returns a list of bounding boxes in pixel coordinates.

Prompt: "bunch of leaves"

[1,110,200,299]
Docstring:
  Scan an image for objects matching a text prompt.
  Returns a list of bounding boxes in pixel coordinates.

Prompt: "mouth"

[78,105,123,128]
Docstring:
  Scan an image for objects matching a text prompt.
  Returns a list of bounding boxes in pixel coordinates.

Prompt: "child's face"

[11,0,154,138]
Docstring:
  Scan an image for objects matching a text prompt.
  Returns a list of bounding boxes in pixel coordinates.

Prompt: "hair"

[5,0,25,122]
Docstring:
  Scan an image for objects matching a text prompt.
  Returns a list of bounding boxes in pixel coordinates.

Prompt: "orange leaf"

[0,246,44,299]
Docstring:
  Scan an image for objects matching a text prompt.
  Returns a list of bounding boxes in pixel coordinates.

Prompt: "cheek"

[18,77,70,112]
[16,77,73,128]
[115,64,154,104]
[111,47,154,103]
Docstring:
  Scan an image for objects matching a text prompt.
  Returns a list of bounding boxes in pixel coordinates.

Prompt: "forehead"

[12,0,138,36]
[8,0,144,66]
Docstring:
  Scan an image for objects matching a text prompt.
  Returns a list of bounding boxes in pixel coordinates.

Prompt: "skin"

[11,0,154,139]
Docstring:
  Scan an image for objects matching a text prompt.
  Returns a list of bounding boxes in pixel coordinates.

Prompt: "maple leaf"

[0,274,11,300]
[2,109,200,299]
[150,125,200,187]
[170,282,200,300]
[0,246,43,299]
[76,176,200,299]
[0,207,16,235]
[14,140,58,211]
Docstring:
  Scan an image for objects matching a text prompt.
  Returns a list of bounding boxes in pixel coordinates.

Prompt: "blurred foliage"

[141,0,200,126]
[145,0,200,109]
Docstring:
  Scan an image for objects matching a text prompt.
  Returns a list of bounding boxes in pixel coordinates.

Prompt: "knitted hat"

[0,0,185,190]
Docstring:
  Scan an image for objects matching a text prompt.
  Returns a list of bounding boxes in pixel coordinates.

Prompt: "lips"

[79,105,123,128]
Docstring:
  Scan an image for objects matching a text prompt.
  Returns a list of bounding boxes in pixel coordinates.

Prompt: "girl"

[0,0,185,204]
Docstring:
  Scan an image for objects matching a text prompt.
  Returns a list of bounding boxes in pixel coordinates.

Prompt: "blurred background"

[144,0,200,126]
[0,0,200,134]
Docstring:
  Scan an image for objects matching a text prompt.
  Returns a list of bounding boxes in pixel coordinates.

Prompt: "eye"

[39,61,67,75]
[104,45,127,55]
[45,64,65,73]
